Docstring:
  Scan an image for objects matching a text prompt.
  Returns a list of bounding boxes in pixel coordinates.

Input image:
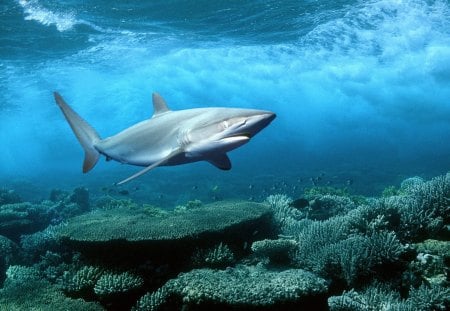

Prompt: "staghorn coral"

[94,271,144,296]
[408,239,449,286]
[60,265,105,294]
[328,284,400,311]
[408,284,450,310]
[385,173,450,241]
[265,194,308,236]
[346,199,400,235]
[328,283,449,311]
[5,265,41,282]
[191,242,235,268]
[293,214,406,287]
[365,231,405,265]
[400,176,425,192]
[133,286,172,311]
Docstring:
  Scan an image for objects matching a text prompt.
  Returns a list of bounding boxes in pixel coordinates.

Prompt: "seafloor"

[0,173,448,310]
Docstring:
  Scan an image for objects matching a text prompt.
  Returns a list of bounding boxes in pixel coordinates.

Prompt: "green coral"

[0,202,55,240]
[265,194,305,234]
[413,239,450,258]
[58,201,271,242]
[61,266,104,294]
[0,235,20,283]
[137,265,327,308]
[94,196,139,210]
[251,238,298,265]
[191,242,235,268]
[0,265,104,310]
[308,195,356,220]
[94,272,144,296]
[133,286,171,311]
[328,283,449,311]
[6,265,41,282]
[303,186,350,198]
[0,188,21,206]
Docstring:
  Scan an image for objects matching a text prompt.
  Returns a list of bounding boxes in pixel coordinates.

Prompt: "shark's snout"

[262,112,276,123]
[243,111,276,137]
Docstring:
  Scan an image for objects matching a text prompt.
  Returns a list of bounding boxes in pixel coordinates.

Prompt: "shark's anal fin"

[115,149,182,185]
[207,153,232,170]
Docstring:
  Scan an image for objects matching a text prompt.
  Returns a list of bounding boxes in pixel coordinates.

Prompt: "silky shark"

[54,92,276,185]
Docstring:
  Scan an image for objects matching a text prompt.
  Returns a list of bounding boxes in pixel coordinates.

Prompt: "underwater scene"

[1,0,449,310]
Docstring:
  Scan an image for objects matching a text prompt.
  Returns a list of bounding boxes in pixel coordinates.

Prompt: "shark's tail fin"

[54,92,101,173]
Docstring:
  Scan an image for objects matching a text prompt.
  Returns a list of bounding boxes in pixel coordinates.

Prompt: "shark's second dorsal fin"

[152,93,170,117]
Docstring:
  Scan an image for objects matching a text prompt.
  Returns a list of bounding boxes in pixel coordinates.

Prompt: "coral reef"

[134,286,171,311]
[94,272,144,296]
[328,283,449,311]
[0,235,20,284]
[0,265,103,310]
[59,201,271,242]
[191,242,235,268]
[0,188,21,206]
[0,173,448,310]
[251,238,298,265]
[135,264,328,310]
[60,265,105,294]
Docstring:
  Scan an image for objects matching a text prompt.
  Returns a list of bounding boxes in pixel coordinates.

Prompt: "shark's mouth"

[227,132,252,139]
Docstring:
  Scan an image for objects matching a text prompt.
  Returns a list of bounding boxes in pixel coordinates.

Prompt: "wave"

[16,0,104,32]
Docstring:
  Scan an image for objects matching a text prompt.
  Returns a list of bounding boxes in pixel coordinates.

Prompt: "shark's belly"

[96,139,175,166]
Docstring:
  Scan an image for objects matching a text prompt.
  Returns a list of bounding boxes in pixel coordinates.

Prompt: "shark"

[54,92,276,185]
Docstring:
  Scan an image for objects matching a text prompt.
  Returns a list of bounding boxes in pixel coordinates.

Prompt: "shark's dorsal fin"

[152,93,170,117]
[115,148,183,185]
[207,153,232,170]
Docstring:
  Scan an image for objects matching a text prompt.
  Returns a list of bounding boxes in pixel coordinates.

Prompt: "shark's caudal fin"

[53,92,101,173]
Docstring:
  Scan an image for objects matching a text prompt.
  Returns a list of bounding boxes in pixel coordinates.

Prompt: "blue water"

[1,0,450,204]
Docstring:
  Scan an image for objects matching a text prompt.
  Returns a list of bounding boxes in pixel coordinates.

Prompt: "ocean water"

[1,2,450,310]
[1,0,450,204]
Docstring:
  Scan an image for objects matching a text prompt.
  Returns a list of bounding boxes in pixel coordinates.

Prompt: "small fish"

[118,189,129,195]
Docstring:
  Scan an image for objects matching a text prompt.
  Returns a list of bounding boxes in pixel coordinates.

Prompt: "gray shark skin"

[54,92,276,185]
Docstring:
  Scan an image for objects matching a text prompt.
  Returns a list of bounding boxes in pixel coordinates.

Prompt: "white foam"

[18,0,77,32]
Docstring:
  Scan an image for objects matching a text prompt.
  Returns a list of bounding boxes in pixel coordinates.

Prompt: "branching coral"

[328,283,449,311]
[60,266,105,294]
[133,286,171,311]
[191,242,235,268]
[94,272,144,296]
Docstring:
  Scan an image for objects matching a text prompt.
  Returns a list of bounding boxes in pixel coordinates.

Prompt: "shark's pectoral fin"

[207,153,232,170]
[116,149,183,185]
